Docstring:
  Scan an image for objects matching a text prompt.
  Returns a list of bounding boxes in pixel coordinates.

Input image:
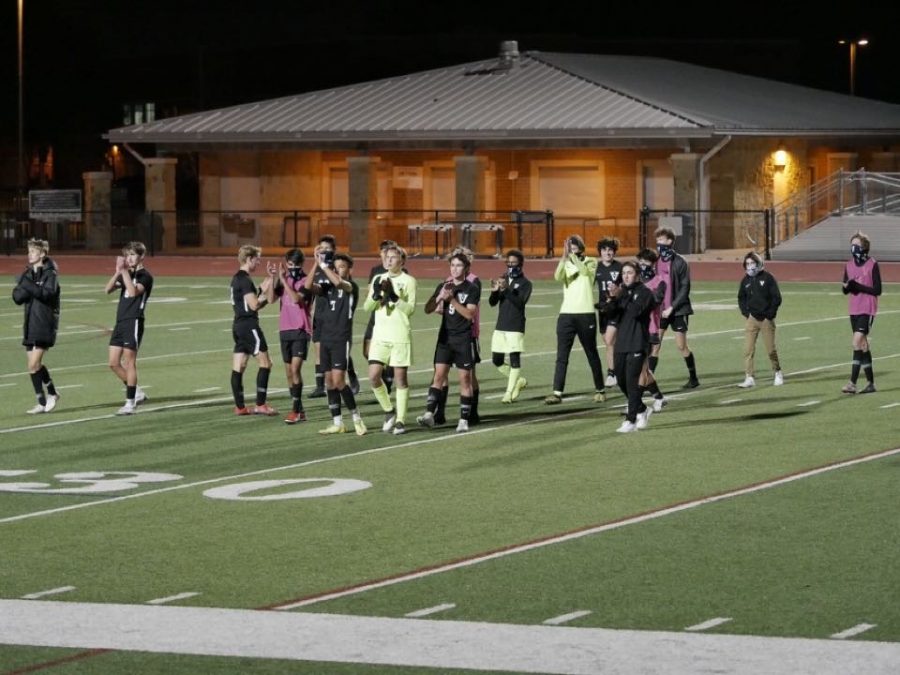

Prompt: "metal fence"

[639,208,772,258]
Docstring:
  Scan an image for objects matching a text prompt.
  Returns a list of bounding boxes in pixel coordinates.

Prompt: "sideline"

[1,599,898,675]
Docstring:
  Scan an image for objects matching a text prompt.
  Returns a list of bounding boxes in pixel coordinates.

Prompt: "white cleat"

[382,410,397,433]
[652,396,668,413]
[43,394,59,413]
[417,412,435,428]
[737,376,756,389]
[616,420,637,433]
[773,371,784,386]
[135,387,147,404]
[636,407,653,430]
[117,402,136,416]
[605,374,617,387]
[26,403,46,415]
[456,419,469,433]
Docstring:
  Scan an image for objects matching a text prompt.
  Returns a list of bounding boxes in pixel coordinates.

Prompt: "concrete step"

[770,215,900,261]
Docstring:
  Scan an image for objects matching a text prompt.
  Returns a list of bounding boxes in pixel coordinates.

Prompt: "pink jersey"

[656,257,673,310]
[644,274,665,335]
[278,275,313,332]
[845,258,878,316]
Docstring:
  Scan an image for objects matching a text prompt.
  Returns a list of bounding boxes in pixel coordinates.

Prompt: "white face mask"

[746,265,758,277]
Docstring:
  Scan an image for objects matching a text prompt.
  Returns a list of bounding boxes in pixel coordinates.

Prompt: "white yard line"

[404,603,456,618]
[275,447,900,610]
[879,402,900,409]
[797,400,821,407]
[685,617,733,632]
[1,600,897,675]
[146,592,201,606]
[20,585,76,600]
[543,610,592,626]
[830,623,877,640]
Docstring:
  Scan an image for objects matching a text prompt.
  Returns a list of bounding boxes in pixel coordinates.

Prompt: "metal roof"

[105,51,900,147]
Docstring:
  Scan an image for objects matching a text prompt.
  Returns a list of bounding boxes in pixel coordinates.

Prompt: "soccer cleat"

[605,374,617,387]
[500,392,513,404]
[117,402,136,416]
[318,423,346,435]
[308,387,326,399]
[593,390,607,403]
[353,418,367,436]
[841,382,857,394]
[511,377,527,401]
[43,394,59,413]
[252,403,279,416]
[616,420,638,433]
[636,407,653,430]
[738,375,756,389]
[456,419,469,433]
[544,393,562,405]
[382,410,397,432]
[234,406,251,416]
[135,387,147,404]
[416,412,435,428]
[392,421,407,435]
[683,378,700,389]
[283,411,306,424]
[652,396,668,413]
[859,382,877,394]
[773,371,784,386]
[26,403,46,415]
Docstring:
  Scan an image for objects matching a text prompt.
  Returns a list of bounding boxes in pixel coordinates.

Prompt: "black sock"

[327,389,341,418]
[426,386,441,413]
[460,395,473,421]
[647,381,662,397]
[39,366,57,396]
[339,385,358,412]
[436,385,449,419]
[126,385,136,401]
[851,349,863,383]
[348,358,357,381]
[648,356,658,373]
[684,352,697,379]
[231,371,244,408]
[256,367,270,405]
[30,372,46,406]
[315,366,325,391]
[290,384,302,413]
[471,387,480,418]
[607,368,615,377]
[862,350,874,383]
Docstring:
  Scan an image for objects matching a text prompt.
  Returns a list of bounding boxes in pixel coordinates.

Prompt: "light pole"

[17,0,25,211]
[838,38,868,96]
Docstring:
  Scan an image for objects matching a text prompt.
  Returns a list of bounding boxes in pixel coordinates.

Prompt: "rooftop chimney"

[498,40,519,68]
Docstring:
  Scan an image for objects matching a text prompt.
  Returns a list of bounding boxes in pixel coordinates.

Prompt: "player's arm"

[396,275,417,316]
[424,281,446,315]
[849,263,882,296]
[319,262,352,293]
[669,259,691,311]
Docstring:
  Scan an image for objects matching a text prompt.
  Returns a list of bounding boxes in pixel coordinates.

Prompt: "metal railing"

[639,208,771,257]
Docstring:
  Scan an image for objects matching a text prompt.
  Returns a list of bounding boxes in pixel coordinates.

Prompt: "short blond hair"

[850,231,870,253]
[238,244,262,265]
[123,241,146,257]
[27,238,49,256]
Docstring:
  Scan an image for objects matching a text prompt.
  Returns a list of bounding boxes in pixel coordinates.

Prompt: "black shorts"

[598,312,618,335]
[24,341,52,351]
[233,320,268,355]
[319,339,350,372]
[850,314,874,335]
[312,317,323,342]
[649,332,661,346]
[363,313,376,342]
[660,314,689,333]
[109,318,144,350]
[471,337,481,364]
[280,329,310,363]
[434,338,476,370]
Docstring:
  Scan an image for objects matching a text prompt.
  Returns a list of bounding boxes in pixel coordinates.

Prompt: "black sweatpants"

[553,313,604,393]
[614,350,647,423]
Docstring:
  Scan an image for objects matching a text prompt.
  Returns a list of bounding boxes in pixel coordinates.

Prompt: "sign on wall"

[28,190,82,221]
[393,166,423,190]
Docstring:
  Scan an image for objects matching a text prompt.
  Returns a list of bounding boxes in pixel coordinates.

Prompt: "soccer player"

[737,251,784,388]
[105,241,153,415]
[489,249,532,404]
[601,261,658,433]
[273,248,313,423]
[651,227,699,389]
[306,250,366,435]
[545,235,606,405]
[635,249,669,411]
[595,237,623,387]
[842,232,881,394]
[362,239,399,394]
[364,244,417,435]
[12,238,61,414]
[229,244,278,416]
[418,252,481,433]
[308,235,336,399]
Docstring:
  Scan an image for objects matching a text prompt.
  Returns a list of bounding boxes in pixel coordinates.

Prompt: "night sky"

[2,0,899,185]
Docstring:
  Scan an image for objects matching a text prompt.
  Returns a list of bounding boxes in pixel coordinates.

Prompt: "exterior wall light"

[773,149,788,172]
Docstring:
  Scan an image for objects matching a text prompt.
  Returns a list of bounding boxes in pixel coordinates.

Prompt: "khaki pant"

[744,316,780,376]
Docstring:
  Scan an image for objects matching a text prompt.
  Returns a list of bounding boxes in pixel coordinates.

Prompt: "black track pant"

[553,313,604,393]
[614,350,648,423]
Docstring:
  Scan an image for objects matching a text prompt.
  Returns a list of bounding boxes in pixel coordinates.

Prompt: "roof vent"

[464,40,521,76]
[499,40,520,65]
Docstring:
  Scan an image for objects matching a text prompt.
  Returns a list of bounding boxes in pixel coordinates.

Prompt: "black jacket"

[602,281,658,353]
[667,254,693,317]
[738,270,781,320]
[12,257,61,346]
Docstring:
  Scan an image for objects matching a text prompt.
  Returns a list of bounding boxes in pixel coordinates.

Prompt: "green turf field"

[1,275,898,673]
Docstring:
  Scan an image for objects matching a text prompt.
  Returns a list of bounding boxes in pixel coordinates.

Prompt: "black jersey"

[595,260,623,303]
[114,268,153,322]
[230,270,259,321]
[317,279,358,342]
[435,279,480,342]
[489,274,532,333]
[313,267,334,318]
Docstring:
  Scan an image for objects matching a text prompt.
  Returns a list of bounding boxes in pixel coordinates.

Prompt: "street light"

[17,0,25,212]
[838,38,868,96]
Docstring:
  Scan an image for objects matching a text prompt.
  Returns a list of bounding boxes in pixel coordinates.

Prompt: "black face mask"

[507,265,522,279]
[851,244,867,265]
[288,268,302,280]
[657,244,674,262]
[638,264,655,281]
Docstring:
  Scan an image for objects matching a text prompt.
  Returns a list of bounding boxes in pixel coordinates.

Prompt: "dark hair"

[621,260,639,275]
[654,227,676,242]
[505,249,524,265]
[597,237,619,253]
[285,248,304,265]
[334,253,353,267]
[567,234,586,253]
[318,234,337,249]
[637,247,658,263]
[379,239,398,250]
[449,252,471,270]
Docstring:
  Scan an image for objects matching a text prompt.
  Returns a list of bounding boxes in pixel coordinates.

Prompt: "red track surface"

[2,254,898,283]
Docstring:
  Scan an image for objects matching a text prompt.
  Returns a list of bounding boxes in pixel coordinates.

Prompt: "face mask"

[638,264,655,281]
[288,268,301,279]
[657,244,674,262]
[851,244,867,264]
[507,265,522,279]
[746,265,758,277]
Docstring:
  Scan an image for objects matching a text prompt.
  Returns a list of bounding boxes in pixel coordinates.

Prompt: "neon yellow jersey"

[364,271,417,343]
[554,255,597,314]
